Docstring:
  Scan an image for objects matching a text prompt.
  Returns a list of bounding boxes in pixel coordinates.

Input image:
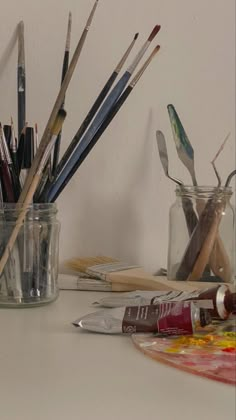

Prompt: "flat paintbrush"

[0,110,66,279]
[65,256,229,292]
[51,11,72,176]
[52,32,139,182]
[18,0,100,205]
[17,21,26,141]
[45,45,161,202]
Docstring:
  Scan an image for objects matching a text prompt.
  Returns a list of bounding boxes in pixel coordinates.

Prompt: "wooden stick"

[18,0,99,204]
[187,201,225,281]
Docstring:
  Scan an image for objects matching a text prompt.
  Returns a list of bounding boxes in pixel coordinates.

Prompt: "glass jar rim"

[0,203,57,213]
[175,185,233,196]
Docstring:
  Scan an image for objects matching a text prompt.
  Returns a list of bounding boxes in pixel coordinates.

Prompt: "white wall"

[0,0,235,273]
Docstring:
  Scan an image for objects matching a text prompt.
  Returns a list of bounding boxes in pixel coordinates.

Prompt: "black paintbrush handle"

[182,196,199,235]
[54,71,118,178]
[17,66,26,140]
[51,50,70,175]
[0,161,15,202]
[176,196,222,280]
[3,125,11,146]
[45,85,133,202]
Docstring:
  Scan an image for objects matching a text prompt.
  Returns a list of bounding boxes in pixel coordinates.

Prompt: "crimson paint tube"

[73,301,211,335]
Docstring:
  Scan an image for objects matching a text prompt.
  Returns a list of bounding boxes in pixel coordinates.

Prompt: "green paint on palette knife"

[169,107,194,160]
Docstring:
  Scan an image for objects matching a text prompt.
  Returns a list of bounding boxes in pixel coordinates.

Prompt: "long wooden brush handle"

[187,202,224,281]
[18,0,99,203]
[108,269,227,292]
[195,197,231,282]
[0,174,40,275]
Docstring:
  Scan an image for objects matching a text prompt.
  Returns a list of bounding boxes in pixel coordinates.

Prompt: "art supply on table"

[73,301,212,335]
[167,104,197,186]
[49,31,139,185]
[168,186,235,283]
[44,43,161,202]
[92,284,236,320]
[42,27,161,202]
[65,255,231,292]
[51,11,72,176]
[58,273,145,292]
[18,0,100,206]
[167,104,230,282]
[17,21,26,141]
[0,1,100,278]
[0,110,66,285]
[0,129,15,202]
[0,202,60,306]
[132,328,236,385]
[156,130,198,235]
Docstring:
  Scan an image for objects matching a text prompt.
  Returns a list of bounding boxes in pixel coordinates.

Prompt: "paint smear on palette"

[132,332,236,385]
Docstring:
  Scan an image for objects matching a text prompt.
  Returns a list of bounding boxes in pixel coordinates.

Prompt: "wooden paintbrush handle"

[208,236,232,282]
[108,269,227,292]
[195,198,231,282]
[187,203,223,281]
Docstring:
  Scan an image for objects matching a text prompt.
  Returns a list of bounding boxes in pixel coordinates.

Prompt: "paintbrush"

[17,21,26,141]
[51,11,72,176]
[52,31,139,183]
[44,25,161,200]
[0,110,67,279]
[65,256,229,292]
[0,124,20,200]
[3,125,11,146]
[44,44,161,202]
[0,133,15,202]
[156,130,199,235]
[9,117,20,177]
[18,0,100,206]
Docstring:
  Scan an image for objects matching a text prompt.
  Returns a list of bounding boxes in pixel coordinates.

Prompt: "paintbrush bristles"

[65,12,72,51]
[18,21,25,68]
[115,33,139,73]
[148,25,161,41]
[18,0,100,203]
[130,45,160,87]
[85,0,99,30]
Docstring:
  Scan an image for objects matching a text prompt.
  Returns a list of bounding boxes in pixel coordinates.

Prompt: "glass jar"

[167,186,235,284]
[0,203,60,307]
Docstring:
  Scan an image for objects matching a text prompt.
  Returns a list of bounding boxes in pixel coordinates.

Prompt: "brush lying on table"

[64,256,230,292]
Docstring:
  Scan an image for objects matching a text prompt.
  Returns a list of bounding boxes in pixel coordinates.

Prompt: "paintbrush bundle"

[158,105,236,285]
[0,2,164,303]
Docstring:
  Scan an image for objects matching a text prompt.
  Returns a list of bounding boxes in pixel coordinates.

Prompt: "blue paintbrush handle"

[48,71,131,198]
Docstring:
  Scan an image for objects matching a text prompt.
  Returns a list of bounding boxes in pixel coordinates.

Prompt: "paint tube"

[92,285,236,320]
[73,301,211,335]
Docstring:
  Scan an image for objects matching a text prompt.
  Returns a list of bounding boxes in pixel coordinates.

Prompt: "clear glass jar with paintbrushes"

[167,185,235,283]
[0,203,60,307]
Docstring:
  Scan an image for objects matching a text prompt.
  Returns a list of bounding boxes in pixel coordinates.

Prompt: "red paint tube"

[73,301,211,335]
[93,285,236,320]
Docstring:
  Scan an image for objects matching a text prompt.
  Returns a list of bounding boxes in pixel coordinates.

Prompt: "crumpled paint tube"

[73,301,211,335]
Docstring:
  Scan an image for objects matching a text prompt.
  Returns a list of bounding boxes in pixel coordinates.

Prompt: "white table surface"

[0,290,235,420]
